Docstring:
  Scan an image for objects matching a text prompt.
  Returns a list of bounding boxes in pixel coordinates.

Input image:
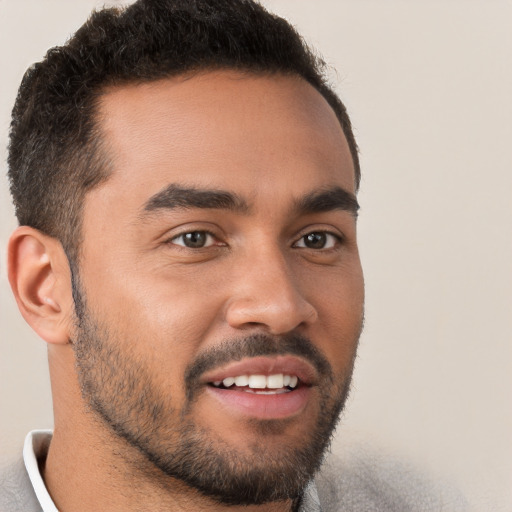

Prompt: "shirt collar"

[298,480,323,512]
[23,430,58,512]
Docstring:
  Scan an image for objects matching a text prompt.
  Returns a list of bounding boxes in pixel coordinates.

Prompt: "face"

[73,71,364,505]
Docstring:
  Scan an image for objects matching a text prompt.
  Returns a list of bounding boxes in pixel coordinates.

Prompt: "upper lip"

[200,355,318,386]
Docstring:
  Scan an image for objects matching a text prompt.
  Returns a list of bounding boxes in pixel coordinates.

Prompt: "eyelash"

[168,229,343,251]
[169,230,221,249]
[293,231,343,250]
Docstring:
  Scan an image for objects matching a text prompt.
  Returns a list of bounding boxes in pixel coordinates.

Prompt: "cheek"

[88,255,221,332]
[309,263,364,372]
[80,264,225,392]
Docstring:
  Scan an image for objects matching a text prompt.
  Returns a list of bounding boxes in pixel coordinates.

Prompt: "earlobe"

[8,226,74,345]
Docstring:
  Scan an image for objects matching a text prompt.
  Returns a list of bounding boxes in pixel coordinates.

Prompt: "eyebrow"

[294,186,360,217]
[142,184,249,215]
[141,183,359,218]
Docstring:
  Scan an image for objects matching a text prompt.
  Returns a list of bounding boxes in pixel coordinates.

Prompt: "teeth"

[253,389,288,395]
[234,375,249,386]
[248,375,267,389]
[222,377,235,387]
[211,374,299,389]
[267,374,284,388]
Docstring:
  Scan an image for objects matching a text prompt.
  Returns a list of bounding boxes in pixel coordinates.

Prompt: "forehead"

[93,71,355,209]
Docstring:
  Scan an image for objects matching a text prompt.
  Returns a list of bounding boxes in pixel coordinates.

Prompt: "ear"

[8,226,75,345]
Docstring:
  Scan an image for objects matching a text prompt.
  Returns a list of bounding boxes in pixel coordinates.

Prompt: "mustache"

[184,333,333,400]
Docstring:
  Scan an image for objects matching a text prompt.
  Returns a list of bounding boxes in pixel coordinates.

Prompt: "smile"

[210,374,299,394]
[202,356,315,419]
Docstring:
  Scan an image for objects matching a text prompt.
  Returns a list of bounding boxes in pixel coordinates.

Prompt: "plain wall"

[1,1,511,510]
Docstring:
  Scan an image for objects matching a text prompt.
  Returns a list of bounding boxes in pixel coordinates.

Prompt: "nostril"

[224,275,318,334]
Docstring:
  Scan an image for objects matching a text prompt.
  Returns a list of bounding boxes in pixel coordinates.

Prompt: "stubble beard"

[71,286,359,506]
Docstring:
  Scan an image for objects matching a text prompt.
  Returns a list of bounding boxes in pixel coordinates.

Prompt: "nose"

[225,247,318,335]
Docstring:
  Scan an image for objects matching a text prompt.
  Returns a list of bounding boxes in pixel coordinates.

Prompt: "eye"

[294,231,340,250]
[171,231,216,248]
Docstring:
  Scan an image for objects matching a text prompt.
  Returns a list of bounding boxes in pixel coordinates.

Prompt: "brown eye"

[295,232,338,249]
[172,231,213,248]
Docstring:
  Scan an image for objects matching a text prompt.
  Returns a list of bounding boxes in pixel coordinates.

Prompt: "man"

[3,1,364,510]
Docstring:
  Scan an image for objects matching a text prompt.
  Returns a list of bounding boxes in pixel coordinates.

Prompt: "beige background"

[1,1,511,510]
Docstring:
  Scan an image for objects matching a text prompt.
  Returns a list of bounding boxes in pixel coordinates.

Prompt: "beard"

[71,281,359,506]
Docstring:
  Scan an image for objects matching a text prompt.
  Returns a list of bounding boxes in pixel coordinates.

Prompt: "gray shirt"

[0,431,468,512]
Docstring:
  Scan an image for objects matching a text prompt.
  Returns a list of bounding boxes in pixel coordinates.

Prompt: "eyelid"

[170,231,214,248]
[165,226,227,249]
[293,231,342,249]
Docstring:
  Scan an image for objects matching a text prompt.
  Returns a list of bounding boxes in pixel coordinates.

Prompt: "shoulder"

[315,449,469,512]
[0,456,43,512]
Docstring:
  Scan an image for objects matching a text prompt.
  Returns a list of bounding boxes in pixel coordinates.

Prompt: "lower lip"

[206,386,311,419]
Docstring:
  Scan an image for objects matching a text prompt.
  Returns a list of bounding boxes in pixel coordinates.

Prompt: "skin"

[8,71,364,512]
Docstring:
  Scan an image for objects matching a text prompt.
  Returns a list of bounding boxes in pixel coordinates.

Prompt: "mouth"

[209,373,299,394]
[202,356,316,420]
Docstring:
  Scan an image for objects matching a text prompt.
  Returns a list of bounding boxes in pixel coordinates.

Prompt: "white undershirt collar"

[23,430,58,512]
